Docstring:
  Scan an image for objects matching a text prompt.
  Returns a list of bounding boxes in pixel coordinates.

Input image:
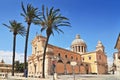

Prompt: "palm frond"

[41,27,46,32]
[39,6,71,36]
[54,26,64,34]
[21,2,27,15]
[3,20,26,36]
[42,5,47,22]
[46,7,49,19]
[57,24,71,27]
[52,9,60,17]
[49,7,54,16]
[20,13,26,17]
[3,24,11,29]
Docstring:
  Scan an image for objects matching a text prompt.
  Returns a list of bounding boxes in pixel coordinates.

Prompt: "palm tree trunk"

[24,23,31,77]
[12,34,16,76]
[42,35,50,78]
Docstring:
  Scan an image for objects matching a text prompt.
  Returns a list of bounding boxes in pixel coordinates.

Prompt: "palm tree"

[3,20,26,76]
[21,2,41,77]
[37,5,71,78]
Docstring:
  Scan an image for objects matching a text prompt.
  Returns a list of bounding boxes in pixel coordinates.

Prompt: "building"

[0,60,12,73]
[28,34,108,77]
[113,33,120,75]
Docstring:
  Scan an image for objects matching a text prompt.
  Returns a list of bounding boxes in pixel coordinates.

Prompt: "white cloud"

[65,47,70,50]
[0,50,24,64]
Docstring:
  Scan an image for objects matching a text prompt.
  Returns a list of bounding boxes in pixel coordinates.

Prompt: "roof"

[114,33,120,49]
[71,34,86,46]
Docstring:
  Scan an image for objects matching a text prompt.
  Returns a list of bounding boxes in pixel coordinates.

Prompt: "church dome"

[71,34,87,54]
[71,34,86,46]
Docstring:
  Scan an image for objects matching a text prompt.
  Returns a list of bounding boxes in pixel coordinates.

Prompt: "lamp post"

[70,61,77,80]
[52,60,56,80]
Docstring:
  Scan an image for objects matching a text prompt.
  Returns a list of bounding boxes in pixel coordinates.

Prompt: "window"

[88,56,91,60]
[82,57,84,61]
[71,56,73,59]
[118,55,120,59]
[65,55,67,58]
[35,47,37,54]
[81,46,83,52]
[76,57,78,60]
[78,46,80,52]
[58,53,60,57]
[86,64,88,66]
[81,63,83,66]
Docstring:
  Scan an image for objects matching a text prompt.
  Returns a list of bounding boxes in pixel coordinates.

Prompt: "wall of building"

[81,52,97,74]
[47,44,82,75]
[96,50,108,74]
[28,35,108,77]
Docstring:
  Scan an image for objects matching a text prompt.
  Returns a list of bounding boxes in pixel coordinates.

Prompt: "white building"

[114,33,120,75]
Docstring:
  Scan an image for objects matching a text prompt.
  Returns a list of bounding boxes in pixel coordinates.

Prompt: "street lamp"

[70,61,77,80]
[52,60,56,80]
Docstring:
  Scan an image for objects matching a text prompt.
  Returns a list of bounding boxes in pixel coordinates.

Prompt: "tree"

[15,61,20,72]
[37,5,71,78]
[3,20,26,76]
[15,61,27,73]
[21,2,41,77]
[1,59,5,63]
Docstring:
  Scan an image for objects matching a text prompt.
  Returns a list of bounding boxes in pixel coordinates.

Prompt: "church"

[28,34,108,77]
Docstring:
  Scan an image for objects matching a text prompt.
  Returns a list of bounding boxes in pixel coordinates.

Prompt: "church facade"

[28,34,108,77]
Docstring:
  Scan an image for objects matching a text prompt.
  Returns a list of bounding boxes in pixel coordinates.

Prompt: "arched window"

[82,57,84,61]
[58,53,61,57]
[88,56,91,60]
[81,46,83,52]
[35,47,37,54]
[65,55,67,58]
[76,57,78,60]
[71,56,73,60]
[78,46,80,52]
[34,64,37,73]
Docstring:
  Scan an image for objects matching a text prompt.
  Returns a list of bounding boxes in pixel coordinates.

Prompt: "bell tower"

[96,40,104,52]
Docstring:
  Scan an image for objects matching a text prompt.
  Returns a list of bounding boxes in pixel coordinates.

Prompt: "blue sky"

[0,0,120,64]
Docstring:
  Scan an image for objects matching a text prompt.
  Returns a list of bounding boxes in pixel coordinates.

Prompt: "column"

[80,46,82,52]
[76,46,77,52]
[73,46,75,52]
[72,46,74,52]
[77,45,79,52]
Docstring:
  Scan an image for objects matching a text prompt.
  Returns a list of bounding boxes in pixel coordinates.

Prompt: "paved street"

[1,74,120,80]
[56,75,120,80]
